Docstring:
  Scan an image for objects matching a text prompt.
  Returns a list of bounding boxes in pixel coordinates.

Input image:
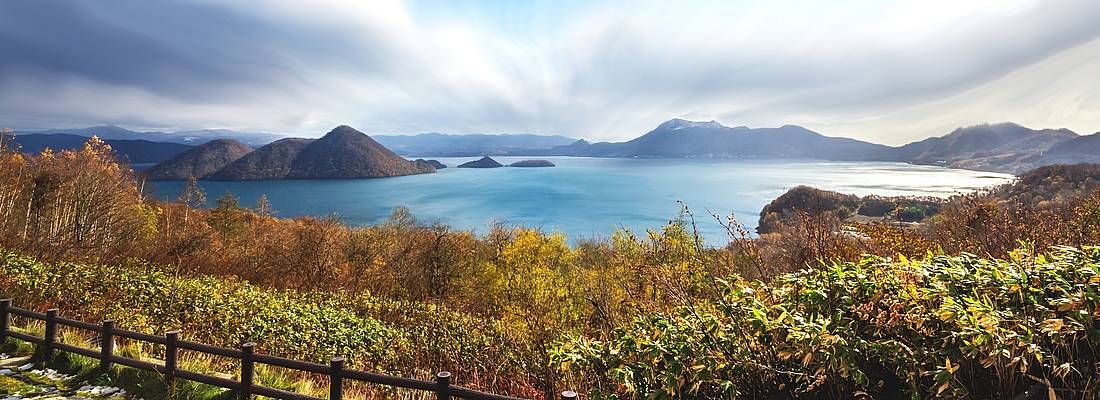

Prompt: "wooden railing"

[0,300,578,400]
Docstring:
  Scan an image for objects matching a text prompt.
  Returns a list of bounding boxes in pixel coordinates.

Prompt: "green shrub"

[553,246,1100,399]
[0,250,529,394]
[897,206,924,222]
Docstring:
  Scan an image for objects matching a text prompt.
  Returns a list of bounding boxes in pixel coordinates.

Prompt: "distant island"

[414,159,447,169]
[509,159,555,167]
[457,156,503,168]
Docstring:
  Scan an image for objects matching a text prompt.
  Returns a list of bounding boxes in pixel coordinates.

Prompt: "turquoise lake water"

[149,157,1014,244]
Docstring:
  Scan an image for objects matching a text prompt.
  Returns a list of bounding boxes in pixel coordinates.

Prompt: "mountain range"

[11,133,194,164]
[535,119,895,160]
[12,119,1100,176]
[19,126,284,147]
[527,120,1096,174]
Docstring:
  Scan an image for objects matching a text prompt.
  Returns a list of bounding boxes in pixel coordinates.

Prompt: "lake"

[149,157,1014,244]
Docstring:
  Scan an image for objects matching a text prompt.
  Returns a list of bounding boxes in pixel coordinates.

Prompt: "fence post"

[43,308,58,360]
[100,320,115,373]
[240,342,255,400]
[435,371,452,400]
[164,330,180,387]
[330,356,344,400]
[0,299,10,343]
[561,390,578,399]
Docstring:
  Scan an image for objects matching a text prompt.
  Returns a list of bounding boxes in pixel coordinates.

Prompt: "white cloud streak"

[0,0,1098,144]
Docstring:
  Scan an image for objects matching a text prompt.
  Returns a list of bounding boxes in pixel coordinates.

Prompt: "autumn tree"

[177,176,207,209]
[208,191,245,239]
[254,194,275,216]
[0,136,150,256]
[0,128,14,152]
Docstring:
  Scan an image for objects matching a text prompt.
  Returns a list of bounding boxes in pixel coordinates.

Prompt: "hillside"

[374,132,576,156]
[144,139,252,180]
[897,122,1078,173]
[12,133,193,164]
[990,163,1100,206]
[207,138,314,180]
[283,125,435,179]
[756,186,943,233]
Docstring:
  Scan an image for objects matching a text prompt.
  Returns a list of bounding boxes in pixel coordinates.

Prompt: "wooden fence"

[0,300,578,400]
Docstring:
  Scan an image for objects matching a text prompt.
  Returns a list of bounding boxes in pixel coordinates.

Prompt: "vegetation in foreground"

[1,137,1100,398]
[555,246,1100,399]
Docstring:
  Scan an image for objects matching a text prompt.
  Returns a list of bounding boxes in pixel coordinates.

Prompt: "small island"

[509,159,555,167]
[414,159,447,169]
[457,156,503,168]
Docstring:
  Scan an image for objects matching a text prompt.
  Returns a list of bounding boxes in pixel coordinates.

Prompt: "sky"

[1,0,1099,145]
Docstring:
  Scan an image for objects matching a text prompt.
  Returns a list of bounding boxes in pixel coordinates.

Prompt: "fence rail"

[0,299,578,400]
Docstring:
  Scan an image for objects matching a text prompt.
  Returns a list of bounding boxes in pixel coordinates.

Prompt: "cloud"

[1,0,1098,143]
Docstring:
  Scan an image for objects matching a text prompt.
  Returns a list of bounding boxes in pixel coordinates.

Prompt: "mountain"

[283,126,435,179]
[11,133,193,164]
[894,122,1078,173]
[21,126,283,147]
[34,120,1100,176]
[373,132,577,156]
[1010,133,1100,172]
[457,156,503,168]
[526,119,1100,175]
[144,139,253,180]
[538,119,893,160]
[207,138,314,181]
[153,125,435,180]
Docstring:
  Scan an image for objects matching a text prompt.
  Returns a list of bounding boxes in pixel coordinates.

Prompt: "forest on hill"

[0,138,1099,399]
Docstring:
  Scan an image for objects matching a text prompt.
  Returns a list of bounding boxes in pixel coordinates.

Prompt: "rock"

[457,156,503,168]
[508,159,555,167]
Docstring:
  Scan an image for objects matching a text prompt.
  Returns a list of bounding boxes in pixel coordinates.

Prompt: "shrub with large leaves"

[554,246,1100,399]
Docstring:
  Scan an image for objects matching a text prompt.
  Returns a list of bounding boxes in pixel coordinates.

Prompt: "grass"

[0,322,431,399]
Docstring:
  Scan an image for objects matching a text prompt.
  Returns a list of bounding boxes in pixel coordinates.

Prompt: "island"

[457,156,503,168]
[414,159,447,169]
[147,125,436,180]
[509,159,555,167]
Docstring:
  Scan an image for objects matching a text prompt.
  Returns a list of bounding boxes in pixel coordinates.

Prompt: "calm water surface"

[150,157,1013,244]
